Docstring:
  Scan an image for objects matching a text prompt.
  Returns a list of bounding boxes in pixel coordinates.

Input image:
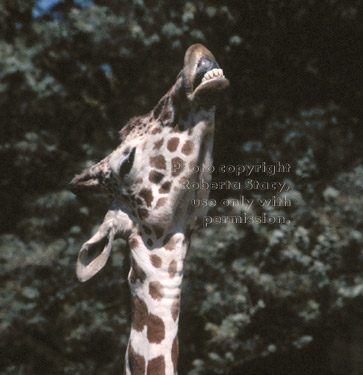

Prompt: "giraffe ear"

[76,206,133,282]
[173,71,184,98]
[170,72,189,118]
[77,219,115,282]
[77,207,117,282]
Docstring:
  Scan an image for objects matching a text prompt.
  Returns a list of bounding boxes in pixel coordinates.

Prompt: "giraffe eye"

[119,147,136,178]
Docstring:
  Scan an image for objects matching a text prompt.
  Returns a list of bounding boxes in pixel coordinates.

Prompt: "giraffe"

[70,44,229,375]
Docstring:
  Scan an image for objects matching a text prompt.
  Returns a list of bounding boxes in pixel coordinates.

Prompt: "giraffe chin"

[190,76,230,106]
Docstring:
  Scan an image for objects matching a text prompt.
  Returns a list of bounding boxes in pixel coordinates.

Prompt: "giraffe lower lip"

[193,76,229,96]
[199,76,227,88]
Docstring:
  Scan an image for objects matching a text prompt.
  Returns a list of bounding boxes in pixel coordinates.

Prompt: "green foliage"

[182,149,363,375]
[1,1,362,374]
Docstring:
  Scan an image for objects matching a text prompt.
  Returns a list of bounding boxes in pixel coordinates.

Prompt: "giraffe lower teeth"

[201,68,225,84]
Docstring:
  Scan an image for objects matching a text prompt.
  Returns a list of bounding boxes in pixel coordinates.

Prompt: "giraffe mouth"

[193,66,227,93]
[182,44,229,103]
[192,67,229,102]
[200,68,225,85]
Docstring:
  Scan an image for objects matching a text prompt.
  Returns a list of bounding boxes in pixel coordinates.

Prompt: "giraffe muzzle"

[183,44,229,104]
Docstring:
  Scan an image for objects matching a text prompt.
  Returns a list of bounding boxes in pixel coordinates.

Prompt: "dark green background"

[1,1,362,374]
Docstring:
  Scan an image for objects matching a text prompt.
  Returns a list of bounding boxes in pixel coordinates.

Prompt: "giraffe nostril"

[119,147,136,178]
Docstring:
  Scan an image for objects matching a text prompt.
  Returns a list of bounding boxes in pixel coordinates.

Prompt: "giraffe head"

[182,43,229,106]
[70,44,229,282]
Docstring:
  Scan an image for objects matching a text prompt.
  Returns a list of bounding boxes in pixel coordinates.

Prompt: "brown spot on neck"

[149,170,164,184]
[168,259,178,278]
[181,140,194,155]
[128,344,146,375]
[150,154,166,170]
[151,127,162,135]
[146,314,165,344]
[139,188,154,207]
[171,336,179,374]
[171,157,184,177]
[159,181,171,194]
[153,139,164,150]
[149,281,164,301]
[147,355,166,375]
[132,296,148,332]
[130,238,139,249]
[171,299,180,322]
[150,254,162,268]
[167,137,180,152]
[130,257,147,283]
[155,197,167,209]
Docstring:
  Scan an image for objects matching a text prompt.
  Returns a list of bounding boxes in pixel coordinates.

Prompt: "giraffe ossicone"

[70,44,229,375]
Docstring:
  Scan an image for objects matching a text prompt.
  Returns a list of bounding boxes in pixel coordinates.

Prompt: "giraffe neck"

[70,44,229,375]
[125,229,190,375]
